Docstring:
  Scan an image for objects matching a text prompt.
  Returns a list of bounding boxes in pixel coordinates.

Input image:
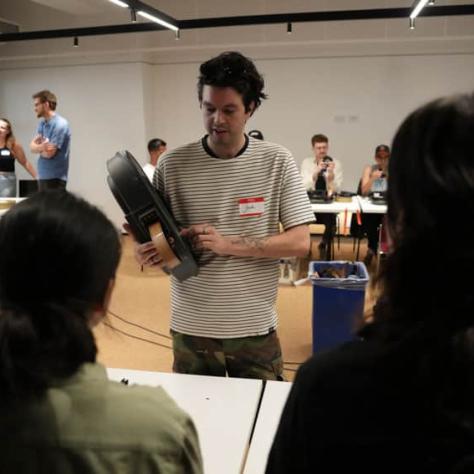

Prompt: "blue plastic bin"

[309,261,369,353]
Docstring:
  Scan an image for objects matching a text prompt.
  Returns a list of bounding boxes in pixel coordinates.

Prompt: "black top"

[0,147,15,172]
[314,172,326,191]
[266,337,474,474]
[314,157,333,191]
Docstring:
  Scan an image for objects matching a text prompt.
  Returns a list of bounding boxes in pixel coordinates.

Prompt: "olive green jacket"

[0,363,203,474]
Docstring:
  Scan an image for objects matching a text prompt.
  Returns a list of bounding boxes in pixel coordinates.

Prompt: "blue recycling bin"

[309,261,369,353]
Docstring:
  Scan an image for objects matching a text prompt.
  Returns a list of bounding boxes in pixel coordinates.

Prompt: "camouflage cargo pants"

[171,329,284,380]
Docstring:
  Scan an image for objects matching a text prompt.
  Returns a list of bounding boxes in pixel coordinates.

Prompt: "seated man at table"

[359,144,389,266]
[301,134,343,259]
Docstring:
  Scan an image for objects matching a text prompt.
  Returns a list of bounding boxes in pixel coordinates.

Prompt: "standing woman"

[0,191,202,473]
[0,118,37,197]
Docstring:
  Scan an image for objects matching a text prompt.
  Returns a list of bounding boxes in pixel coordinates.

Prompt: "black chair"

[350,211,365,260]
[351,179,367,260]
[18,180,39,197]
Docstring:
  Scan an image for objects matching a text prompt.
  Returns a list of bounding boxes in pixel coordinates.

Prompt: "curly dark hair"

[197,51,267,113]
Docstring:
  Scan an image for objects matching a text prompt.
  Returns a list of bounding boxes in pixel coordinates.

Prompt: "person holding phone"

[301,134,343,259]
[359,144,390,266]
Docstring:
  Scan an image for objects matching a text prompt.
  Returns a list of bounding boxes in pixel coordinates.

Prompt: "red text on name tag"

[239,197,265,217]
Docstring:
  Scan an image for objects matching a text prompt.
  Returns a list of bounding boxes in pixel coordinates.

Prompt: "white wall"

[152,53,474,192]
[1,53,474,227]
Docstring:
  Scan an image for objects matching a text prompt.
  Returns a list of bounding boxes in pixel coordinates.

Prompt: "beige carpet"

[94,235,375,381]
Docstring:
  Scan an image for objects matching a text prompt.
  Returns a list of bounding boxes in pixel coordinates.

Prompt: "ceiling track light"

[108,0,128,7]
[73,36,79,47]
[137,10,179,31]
[409,17,415,29]
[410,0,430,20]
[175,29,180,40]
[108,0,179,32]
[287,22,292,34]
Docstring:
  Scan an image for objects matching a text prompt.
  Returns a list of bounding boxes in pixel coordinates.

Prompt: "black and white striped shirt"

[154,136,314,338]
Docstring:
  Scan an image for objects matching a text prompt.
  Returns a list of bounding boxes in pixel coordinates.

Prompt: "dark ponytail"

[0,191,120,401]
[0,302,96,399]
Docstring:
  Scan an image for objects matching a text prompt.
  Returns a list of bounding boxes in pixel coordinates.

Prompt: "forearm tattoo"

[231,235,268,252]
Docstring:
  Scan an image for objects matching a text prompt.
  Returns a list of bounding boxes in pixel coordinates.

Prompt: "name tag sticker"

[1,150,11,156]
[239,197,265,217]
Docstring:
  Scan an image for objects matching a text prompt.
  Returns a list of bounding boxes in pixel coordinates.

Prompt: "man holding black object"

[301,134,343,259]
[133,51,314,380]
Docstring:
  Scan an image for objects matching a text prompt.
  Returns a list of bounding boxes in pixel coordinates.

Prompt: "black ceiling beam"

[1,5,473,43]
[0,23,166,41]
[180,5,474,29]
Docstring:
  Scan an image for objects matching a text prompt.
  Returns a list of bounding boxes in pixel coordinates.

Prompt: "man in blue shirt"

[30,90,71,190]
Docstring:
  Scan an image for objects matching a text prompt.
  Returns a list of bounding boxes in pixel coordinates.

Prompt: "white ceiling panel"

[0,0,473,68]
[31,0,106,16]
[446,16,474,35]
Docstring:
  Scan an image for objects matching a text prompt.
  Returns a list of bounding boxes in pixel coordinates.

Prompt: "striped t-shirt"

[154,136,314,338]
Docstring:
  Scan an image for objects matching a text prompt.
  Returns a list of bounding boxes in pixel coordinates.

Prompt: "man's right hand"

[124,223,164,268]
[33,134,44,145]
[312,161,325,181]
[30,135,47,154]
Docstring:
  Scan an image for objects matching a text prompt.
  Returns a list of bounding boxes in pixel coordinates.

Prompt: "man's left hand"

[181,224,230,255]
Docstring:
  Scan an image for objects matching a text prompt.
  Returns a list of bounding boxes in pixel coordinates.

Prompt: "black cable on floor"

[107,309,172,339]
[103,322,173,350]
[104,315,305,369]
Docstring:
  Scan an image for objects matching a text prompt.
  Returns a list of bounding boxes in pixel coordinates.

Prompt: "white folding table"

[107,368,263,474]
[310,195,359,214]
[357,196,387,214]
[243,380,292,474]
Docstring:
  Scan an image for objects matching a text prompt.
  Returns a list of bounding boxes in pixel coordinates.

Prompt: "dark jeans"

[363,213,383,253]
[38,179,67,191]
[314,213,336,244]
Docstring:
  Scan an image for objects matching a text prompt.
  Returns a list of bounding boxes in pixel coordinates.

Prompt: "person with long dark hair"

[0,191,202,473]
[266,93,474,473]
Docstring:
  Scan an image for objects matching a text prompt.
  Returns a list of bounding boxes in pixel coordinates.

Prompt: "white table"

[243,381,292,474]
[311,196,359,214]
[311,196,387,215]
[357,196,387,214]
[107,368,262,474]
